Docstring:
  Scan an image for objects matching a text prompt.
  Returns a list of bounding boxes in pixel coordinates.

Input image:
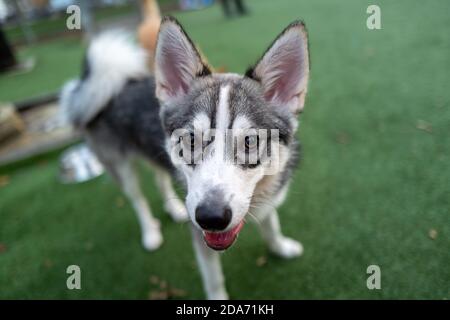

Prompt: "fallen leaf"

[416,120,432,133]
[335,132,351,145]
[0,175,10,187]
[256,256,267,267]
[44,259,53,268]
[149,290,169,300]
[0,243,6,253]
[149,275,160,285]
[428,229,438,240]
[159,280,167,290]
[115,197,125,208]
[215,66,228,73]
[148,275,187,299]
[169,287,187,298]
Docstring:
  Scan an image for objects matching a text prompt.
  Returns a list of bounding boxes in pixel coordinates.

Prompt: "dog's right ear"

[155,16,211,103]
[246,20,310,114]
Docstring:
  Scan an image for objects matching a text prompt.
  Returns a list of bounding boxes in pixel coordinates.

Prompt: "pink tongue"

[203,221,244,250]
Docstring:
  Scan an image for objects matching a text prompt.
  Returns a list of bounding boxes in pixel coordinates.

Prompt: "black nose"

[195,203,232,231]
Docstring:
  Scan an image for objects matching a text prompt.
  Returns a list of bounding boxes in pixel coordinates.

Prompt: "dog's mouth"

[203,221,244,251]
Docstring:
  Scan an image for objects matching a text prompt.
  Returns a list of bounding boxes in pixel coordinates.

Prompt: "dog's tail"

[60,32,149,128]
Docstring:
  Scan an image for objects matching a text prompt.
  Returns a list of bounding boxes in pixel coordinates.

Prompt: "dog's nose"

[195,203,232,231]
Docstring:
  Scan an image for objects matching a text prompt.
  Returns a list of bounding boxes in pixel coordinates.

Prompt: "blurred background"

[0,0,448,299]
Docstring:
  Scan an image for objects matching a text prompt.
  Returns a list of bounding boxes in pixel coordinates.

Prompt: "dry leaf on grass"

[148,287,186,300]
[335,132,351,145]
[148,275,187,300]
[0,243,6,253]
[149,275,160,285]
[115,197,125,208]
[159,280,167,290]
[149,290,169,300]
[428,229,438,240]
[256,256,267,267]
[44,259,53,268]
[0,175,10,188]
[169,287,186,298]
[416,120,432,133]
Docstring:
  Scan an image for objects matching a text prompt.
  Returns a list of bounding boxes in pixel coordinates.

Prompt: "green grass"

[4,4,136,45]
[0,0,449,299]
[0,2,177,103]
[0,37,84,103]
[0,3,140,103]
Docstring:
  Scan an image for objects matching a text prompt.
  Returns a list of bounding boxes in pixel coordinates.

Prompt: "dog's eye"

[245,135,258,150]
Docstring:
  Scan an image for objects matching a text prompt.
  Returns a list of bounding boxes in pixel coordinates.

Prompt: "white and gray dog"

[61,16,310,299]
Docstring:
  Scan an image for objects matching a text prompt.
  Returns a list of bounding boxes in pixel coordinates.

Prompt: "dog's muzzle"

[194,188,244,250]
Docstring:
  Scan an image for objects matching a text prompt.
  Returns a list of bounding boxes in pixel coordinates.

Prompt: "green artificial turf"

[4,3,137,45]
[0,37,85,103]
[0,0,449,299]
[0,3,140,103]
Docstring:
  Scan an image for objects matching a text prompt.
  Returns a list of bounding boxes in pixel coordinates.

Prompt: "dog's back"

[60,32,173,173]
[59,31,188,251]
[86,78,174,172]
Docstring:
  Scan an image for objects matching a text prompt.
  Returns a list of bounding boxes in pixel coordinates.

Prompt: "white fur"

[215,85,230,156]
[154,168,189,223]
[176,88,232,298]
[182,85,266,233]
[160,76,299,300]
[60,31,149,127]
[192,112,211,132]
[232,116,252,130]
[259,206,303,258]
[177,83,299,298]
[115,161,163,251]
[153,19,309,300]
[191,225,228,300]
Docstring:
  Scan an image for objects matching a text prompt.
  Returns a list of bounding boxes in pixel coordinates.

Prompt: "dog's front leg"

[259,209,303,259]
[190,225,229,300]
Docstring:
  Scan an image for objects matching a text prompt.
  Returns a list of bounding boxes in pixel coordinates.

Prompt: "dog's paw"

[142,225,163,251]
[165,199,189,223]
[207,289,229,300]
[270,237,303,259]
[142,232,163,251]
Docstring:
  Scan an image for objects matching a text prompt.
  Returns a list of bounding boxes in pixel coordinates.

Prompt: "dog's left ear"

[155,16,211,103]
[246,21,310,114]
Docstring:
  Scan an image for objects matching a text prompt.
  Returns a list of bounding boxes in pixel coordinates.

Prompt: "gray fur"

[160,73,301,194]
[86,77,175,173]
[61,17,309,300]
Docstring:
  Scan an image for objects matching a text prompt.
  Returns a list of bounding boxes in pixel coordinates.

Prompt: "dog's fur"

[61,17,310,299]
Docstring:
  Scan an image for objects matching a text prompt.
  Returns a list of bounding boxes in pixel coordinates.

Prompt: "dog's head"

[154,16,309,250]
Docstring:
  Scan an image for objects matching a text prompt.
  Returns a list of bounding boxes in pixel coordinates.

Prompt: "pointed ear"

[155,16,211,103]
[246,21,310,114]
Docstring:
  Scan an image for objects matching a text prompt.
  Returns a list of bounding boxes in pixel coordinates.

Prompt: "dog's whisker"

[247,211,261,226]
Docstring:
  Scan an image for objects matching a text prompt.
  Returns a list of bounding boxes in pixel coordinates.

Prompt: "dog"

[61,16,310,299]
